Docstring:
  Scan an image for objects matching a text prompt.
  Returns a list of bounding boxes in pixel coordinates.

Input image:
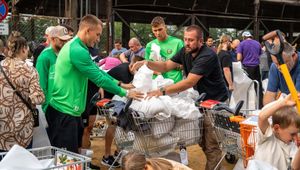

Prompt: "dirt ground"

[90,138,236,170]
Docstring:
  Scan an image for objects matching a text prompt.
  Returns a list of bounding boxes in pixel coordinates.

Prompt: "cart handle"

[213,100,244,116]
[263,30,300,114]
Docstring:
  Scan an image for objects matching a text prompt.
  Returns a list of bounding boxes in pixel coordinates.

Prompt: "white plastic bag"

[230,62,257,110]
[149,43,162,61]
[32,105,51,148]
[246,159,278,170]
[132,64,153,93]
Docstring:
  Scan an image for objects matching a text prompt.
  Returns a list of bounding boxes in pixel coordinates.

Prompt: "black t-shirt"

[218,50,233,87]
[171,46,228,101]
[33,44,46,67]
[104,63,133,99]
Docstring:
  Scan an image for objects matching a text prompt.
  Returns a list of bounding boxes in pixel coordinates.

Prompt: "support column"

[65,0,78,32]
[253,0,260,40]
[12,0,20,31]
[106,0,113,54]
[289,23,294,44]
[122,21,130,49]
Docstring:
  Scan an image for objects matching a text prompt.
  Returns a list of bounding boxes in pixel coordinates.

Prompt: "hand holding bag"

[0,64,39,127]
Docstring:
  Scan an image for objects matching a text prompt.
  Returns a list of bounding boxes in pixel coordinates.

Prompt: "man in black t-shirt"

[133,25,228,170]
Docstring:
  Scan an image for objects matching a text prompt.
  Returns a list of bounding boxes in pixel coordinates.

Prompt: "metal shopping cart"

[200,99,258,168]
[94,97,204,169]
[0,146,91,170]
[200,100,244,164]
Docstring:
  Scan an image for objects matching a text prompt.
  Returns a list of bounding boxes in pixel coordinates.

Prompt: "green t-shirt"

[36,46,57,113]
[50,36,126,117]
[145,36,184,83]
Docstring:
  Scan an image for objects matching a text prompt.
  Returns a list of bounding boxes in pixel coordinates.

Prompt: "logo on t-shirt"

[167,49,173,54]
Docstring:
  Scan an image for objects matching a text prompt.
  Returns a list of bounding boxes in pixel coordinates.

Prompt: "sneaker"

[89,163,100,170]
[101,155,121,168]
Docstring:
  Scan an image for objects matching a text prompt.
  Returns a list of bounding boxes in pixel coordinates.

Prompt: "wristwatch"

[159,87,166,95]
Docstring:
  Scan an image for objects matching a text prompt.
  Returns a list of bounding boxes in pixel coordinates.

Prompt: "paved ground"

[90,138,236,170]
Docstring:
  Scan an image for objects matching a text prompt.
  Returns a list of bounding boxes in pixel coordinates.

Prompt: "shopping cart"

[200,99,244,164]
[0,146,91,170]
[94,98,204,165]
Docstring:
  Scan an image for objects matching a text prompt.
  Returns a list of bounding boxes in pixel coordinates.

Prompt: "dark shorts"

[46,105,84,153]
[82,81,99,126]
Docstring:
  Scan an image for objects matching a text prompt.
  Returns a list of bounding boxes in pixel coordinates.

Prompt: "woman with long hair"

[0,31,45,151]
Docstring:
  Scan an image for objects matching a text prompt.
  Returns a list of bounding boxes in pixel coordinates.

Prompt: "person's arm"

[119,51,129,63]
[223,67,233,91]
[35,53,49,97]
[259,94,295,134]
[132,59,179,73]
[263,91,277,106]
[237,53,242,61]
[292,148,300,170]
[146,73,202,98]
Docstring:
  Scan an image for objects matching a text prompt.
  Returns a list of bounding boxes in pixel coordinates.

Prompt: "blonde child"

[254,94,300,169]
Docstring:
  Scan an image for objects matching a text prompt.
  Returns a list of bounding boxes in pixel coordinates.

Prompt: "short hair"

[205,36,213,42]
[114,39,122,44]
[79,14,103,31]
[151,16,165,27]
[129,37,141,46]
[283,42,295,58]
[185,25,203,40]
[60,24,74,33]
[272,106,300,129]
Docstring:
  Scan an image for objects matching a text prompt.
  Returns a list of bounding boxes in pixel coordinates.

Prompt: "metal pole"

[80,0,83,18]
[107,0,113,55]
[59,0,61,17]
[86,0,88,15]
[253,0,260,40]
[171,15,192,36]
[96,0,99,17]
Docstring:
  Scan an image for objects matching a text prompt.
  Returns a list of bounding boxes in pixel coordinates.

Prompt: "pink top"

[98,57,122,70]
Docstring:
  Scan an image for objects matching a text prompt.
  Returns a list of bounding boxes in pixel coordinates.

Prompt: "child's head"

[122,152,146,170]
[272,106,300,144]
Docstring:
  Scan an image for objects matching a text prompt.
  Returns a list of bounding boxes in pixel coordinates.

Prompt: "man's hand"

[132,60,147,72]
[121,83,135,90]
[146,89,163,99]
[127,90,144,101]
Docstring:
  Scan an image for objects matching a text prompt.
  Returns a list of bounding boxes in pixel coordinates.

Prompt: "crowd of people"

[0,13,300,170]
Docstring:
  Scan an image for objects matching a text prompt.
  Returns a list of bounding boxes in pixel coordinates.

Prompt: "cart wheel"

[225,153,237,164]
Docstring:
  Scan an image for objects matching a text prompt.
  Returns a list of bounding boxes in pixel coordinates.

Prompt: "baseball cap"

[49,26,72,41]
[242,31,252,37]
[45,26,55,35]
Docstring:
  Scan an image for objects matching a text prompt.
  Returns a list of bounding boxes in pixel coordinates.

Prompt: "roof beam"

[261,0,300,6]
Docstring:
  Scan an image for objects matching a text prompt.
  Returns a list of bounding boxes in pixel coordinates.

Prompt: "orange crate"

[240,122,257,168]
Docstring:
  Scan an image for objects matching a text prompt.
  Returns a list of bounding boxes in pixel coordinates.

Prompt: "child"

[254,94,300,169]
[122,152,192,170]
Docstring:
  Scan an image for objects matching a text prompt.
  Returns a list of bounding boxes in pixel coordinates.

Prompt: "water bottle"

[179,144,188,165]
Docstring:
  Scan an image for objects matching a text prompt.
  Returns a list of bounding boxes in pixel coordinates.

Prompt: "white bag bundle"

[32,105,51,148]
[130,96,173,119]
[152,75,174,90]
[246,159,278,170]
[132,64,153,93]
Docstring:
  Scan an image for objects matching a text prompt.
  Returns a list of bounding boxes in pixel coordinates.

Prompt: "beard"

[54,44,62,52]
[185,46,200,55]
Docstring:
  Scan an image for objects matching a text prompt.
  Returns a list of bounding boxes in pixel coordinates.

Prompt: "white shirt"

[254,125,298,170]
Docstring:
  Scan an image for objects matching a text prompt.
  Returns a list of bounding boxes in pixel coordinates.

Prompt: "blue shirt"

[267,53,300,94]
[109,47,127,57]
[237,39,262,66]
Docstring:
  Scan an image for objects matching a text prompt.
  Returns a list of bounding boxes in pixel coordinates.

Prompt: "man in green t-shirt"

[46,15,143,153]
[144,16,184,83]
[36,25,72,113]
